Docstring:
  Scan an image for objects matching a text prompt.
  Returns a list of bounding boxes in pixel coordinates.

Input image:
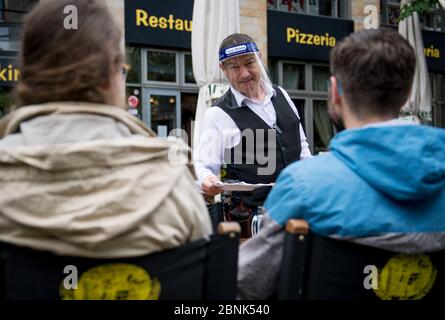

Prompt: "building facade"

[0,0,444,154]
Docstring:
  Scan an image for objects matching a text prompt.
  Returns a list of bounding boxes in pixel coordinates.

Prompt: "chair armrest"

[285,219,309,235]
[217,222,241,236]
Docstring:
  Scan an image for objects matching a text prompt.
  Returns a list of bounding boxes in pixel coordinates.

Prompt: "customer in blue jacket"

[237,28,445,300]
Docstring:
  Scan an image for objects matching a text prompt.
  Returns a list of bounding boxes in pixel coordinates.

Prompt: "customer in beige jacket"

[0,0,211,258]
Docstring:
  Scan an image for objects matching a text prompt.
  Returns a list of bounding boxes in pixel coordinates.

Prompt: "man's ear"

[404,85,413,106]
[330,76,342,106]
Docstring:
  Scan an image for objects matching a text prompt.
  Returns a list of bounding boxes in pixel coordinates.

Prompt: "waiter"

[194,33,312,232]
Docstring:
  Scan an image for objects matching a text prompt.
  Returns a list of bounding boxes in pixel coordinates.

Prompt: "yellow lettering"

[159,17,167,29]
[287,28,296,43]
[135,10,192,32]
[136,9,148,27]
[424,45,440,59]
[284,28,340,48]
[185,20,192,32]
[307,34,313,45]
[300,33,306,44]
[313,35,320,45]
[148,15,158,28]
[168,14,174,29]
[175,19,184,31]
[14,69,20,81]
[8,65,13,81]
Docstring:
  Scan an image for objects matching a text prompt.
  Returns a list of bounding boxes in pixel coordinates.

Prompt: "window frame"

[267,0,350,19]
[181,52,199,88]
[279,60,308,93]
[143,48,180,86]
[271,59,335,154]
[381,0,445,31]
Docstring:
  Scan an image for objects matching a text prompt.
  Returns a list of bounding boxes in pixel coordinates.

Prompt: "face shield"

[219,42,272,99]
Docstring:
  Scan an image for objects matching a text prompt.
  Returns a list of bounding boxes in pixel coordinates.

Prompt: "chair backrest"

[0,222,240,300]
[278,220,445,300]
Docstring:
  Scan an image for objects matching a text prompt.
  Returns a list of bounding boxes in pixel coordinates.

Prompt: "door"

[142,89,181,137]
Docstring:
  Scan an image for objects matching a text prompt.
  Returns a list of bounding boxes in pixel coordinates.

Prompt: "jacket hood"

[0,103,195,252]
[330,125,445,201]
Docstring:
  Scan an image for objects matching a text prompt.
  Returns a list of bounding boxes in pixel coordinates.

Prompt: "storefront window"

[431,73,445,128]
[309,0,333,17]
[312,65,330,91]
[441,75,445,128]
[268,59,278,84]
[283,63,305,90]
[292,98,306,132]
[420,11,435,30]
[271,60,339,153]
[0,87,11,118]
[382,0,444,31]
[126,47,141,84]
[0,0,37,23]
[184,54,196,84]
[0,0,37,50]
[147,50,177,83]
[313,100,334,153]
[435,12,445,31]
[278,0,305,13]
[268,0,348,18]
[181,93,197,146]
[388,5,400,25]
[0,1,3,21]
[430,74,436,98]
[150,94,177,135]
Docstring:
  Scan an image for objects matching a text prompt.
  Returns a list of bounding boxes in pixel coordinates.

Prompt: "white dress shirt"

[194,81,312,184]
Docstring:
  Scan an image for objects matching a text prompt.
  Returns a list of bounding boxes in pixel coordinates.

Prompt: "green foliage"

[399,0,441,22]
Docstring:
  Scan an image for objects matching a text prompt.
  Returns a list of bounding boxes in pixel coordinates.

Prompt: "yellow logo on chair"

[373,254,437,300]
[60,263,161,300]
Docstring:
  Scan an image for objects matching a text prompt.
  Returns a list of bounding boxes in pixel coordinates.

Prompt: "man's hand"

[202,174,224,196]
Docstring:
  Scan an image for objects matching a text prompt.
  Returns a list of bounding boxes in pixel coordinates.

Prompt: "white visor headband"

[219,42,260,62]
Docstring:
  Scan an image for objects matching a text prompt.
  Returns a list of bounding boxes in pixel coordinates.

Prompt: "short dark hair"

[219,33,256,53]
[14,0,123,108]
[330,28,415,118]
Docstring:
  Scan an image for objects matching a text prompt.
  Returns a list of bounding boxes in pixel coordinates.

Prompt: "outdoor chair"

[278,219,445,300]
[0,222,240,300]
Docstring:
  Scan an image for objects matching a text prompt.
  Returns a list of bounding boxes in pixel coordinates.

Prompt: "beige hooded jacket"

[0,102,211,258]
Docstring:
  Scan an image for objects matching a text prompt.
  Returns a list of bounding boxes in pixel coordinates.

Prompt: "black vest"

[214,85,301,208]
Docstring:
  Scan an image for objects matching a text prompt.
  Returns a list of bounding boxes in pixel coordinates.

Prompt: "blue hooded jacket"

[265,124,445,237]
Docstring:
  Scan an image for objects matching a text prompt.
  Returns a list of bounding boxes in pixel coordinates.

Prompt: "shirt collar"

[230,80,276,108]
[363,118,419,128]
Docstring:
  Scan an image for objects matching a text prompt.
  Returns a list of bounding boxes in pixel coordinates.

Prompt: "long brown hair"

[14,0,123,108]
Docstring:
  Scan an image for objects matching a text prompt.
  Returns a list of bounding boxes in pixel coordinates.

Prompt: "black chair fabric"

[279,231,445,300]
[0,232,239,300]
